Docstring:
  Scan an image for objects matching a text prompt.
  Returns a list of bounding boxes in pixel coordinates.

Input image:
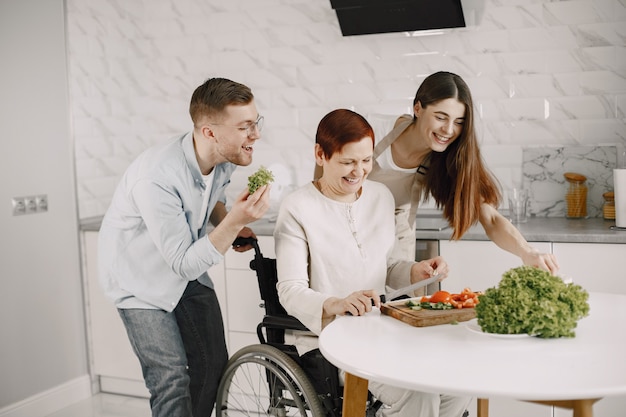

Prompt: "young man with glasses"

[98,77,271,417]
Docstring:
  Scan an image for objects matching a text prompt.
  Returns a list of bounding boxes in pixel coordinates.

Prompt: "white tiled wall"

[66,0,626,219]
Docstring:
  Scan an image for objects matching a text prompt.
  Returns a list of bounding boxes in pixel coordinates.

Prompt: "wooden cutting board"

[380,298,476,327]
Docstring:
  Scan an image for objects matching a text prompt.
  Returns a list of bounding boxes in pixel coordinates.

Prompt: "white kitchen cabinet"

[552,242,626,294]
[488,398,623,417]
[221,236,275,352]
[551,242,626,417]
[85,229,625,414]
[82,231,148,396]
[552,399,626,417]
[438,240,552,292]
[82,230,226,397]
[438,239,626,417]
[437,239,554,417]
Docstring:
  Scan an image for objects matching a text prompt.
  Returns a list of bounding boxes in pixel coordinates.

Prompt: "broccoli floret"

[247,166,274,194]
[475,266,589,338]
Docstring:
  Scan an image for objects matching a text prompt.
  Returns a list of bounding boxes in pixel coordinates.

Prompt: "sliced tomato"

[429,290,451,304]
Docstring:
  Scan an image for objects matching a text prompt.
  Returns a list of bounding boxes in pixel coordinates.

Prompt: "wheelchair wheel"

[216,344,326,417]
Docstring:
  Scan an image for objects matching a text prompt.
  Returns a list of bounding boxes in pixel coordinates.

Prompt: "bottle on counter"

[564,172,587,218]
[603,191,615,220]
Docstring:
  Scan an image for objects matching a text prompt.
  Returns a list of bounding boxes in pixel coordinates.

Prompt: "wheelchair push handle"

[232,236,263,259]
[232,236,257,247]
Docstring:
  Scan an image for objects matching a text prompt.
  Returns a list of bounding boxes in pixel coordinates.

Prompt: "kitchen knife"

[345,274,442,316]
[380,273,443,303]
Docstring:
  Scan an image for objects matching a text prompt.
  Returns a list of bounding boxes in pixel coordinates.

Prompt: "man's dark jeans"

[119,281,228,417]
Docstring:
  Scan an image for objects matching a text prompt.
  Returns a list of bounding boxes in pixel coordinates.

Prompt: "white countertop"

[414,217,626,244]
[80,215,626,244]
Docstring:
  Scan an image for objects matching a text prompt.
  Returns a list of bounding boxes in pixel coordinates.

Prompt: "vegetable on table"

[429,290,451,304]
[247,166,274,194]
[406,288,481,310]
[449,288,480,309]
[475,266,589,338]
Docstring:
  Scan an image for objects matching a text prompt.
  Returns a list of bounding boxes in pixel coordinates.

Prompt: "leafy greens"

[475,266,589,338]
[247,166,274,194]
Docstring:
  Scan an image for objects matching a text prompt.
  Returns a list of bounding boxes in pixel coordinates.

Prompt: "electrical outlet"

[35,194,48,212]
[24,196,37,214]
[11,195,48,215]
[12,197,26,215]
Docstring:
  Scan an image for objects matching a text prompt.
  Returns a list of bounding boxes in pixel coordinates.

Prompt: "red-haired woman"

[276,109,470,417]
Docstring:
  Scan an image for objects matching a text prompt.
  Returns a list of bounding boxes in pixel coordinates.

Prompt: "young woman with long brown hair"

[367,71,559,273]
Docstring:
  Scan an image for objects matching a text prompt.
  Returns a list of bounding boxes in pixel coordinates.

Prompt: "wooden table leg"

[528,398,600,417]
[477,398,489,417]
[572,399,598,417]
[342,372,369,417]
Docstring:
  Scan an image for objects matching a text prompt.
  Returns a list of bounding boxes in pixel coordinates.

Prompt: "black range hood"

[330,0,466,36]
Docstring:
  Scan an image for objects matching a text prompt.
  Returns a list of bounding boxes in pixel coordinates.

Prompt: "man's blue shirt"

[98,131,236,311]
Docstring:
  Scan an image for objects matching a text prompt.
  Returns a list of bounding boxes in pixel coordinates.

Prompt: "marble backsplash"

[522,145,622,218]
[230,143,623,221]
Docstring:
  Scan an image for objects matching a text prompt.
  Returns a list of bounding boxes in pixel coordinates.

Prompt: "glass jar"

[564,172,587,218]
[603,191,615,220]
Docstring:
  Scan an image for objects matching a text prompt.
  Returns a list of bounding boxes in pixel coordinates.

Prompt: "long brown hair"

[415,72,501,240]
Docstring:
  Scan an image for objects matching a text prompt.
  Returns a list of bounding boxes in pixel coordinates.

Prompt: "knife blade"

[380,273,443,303]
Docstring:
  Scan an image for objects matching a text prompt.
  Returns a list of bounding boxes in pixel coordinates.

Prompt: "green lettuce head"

[475,266,589,338]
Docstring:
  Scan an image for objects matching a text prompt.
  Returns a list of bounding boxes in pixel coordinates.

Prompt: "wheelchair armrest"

[257,314,312,344]
[262,314,309,332]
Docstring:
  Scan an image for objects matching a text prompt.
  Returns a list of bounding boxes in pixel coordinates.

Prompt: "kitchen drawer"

[439,240,552,292]
[225,268,265,333]
[552,243,626,294]
[228,331,260,356]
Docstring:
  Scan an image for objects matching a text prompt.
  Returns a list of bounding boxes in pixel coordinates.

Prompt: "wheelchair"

[215,237,383,417]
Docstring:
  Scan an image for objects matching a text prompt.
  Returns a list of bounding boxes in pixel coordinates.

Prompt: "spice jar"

[603,191,615,220]
[564,172,587,218]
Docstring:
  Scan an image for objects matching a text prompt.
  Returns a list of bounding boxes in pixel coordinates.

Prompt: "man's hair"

[189,78,254,127]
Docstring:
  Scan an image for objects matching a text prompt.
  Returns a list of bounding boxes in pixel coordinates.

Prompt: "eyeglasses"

[209,115,264,138]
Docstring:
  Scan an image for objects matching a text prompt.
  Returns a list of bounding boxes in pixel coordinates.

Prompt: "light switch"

[24,196,37,213]
[12,197,26,215]
[35,195,48,212]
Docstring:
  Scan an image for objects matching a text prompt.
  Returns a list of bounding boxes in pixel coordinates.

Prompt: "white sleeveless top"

[377,143,418,174]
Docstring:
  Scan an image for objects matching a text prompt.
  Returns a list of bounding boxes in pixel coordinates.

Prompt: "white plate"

[465,320,533,339]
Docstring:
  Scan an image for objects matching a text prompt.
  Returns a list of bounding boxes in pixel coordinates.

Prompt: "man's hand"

[208,185,271,254]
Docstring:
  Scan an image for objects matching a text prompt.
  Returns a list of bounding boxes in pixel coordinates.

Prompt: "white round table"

[319,292,626,417]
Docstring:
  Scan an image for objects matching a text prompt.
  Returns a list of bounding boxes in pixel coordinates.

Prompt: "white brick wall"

[66,0,626,218]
